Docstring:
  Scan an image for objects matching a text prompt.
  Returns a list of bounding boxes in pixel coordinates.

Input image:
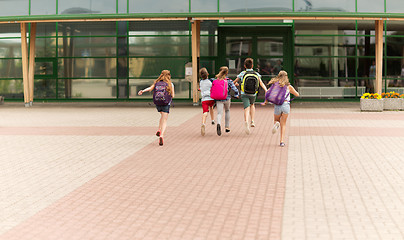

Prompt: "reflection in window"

[357,0,384,13]
[220,0,292,12]
[129,0,189,13]
[129,36,189,56]
[191,0,217,12]
[0,0,28,16]
[58,0,116,14]
[386,0,404,13]
[295,0,354,12]
[226,37,252,56]
[31,0,56,15]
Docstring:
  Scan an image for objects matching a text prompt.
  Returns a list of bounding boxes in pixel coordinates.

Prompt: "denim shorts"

[156,104,170,113]
[274,102,290,115]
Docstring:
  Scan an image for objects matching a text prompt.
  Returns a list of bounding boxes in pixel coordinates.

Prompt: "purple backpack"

[265,82,289,105]
[153,81,172,106]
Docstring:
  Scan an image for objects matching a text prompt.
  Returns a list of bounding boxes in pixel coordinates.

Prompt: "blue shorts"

[156,104,170,113]
[274,102,290,115]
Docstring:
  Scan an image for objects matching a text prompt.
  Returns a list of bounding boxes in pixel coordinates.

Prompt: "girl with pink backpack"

[262,71,299,147]
[138,70,175,146]
[211,66,239,136]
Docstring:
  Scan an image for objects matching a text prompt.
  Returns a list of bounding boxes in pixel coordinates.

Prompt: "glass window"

[295,36,356,57]
[58,22,116,36]
[128,21,189,35]
[129,0,189,13]
[129,36,190,56]
[36,38,57,58]
[0,59,23,78]
[31,0,56,15]
[200,36,217,56]
[226,37,252,56]
[59,58,116,78]
[200,21,218,35]
[0,80,23,99]
[58,0,117,14]
[295,0,355,12]
[257,37,283,56]
[129,58,189,78]
[220,0,292,12]
[71,79,116,98]
[37,23,57,37]
[118,0,128,13]
[386,37,404,57]
[0,39,22,58]
[294,57,339,78]
[191,0,217,12]
[58,37,116,57]
[357,0,384,13]
[0,0,28,16]
[34,79,57,98]
[386,0,404,13]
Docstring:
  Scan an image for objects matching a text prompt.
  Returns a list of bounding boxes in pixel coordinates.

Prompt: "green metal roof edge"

[3,12,404,22]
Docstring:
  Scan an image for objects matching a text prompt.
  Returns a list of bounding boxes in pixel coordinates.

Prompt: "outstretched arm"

[138,84,155,95]
[259,78,267,92]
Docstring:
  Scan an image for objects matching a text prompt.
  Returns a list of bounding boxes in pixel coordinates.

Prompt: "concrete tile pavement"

[0,102,403,239]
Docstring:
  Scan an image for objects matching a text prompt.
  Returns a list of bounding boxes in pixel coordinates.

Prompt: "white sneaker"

[244,121,250,135]
[201,124,206,136]
[272,121,280,134]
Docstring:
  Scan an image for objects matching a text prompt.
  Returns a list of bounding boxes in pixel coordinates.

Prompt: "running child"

[138,70,175,146]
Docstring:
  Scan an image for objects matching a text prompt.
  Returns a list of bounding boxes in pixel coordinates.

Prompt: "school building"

[1,0,404,105]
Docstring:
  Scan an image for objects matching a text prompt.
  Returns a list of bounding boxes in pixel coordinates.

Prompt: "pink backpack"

[210,79,228,100]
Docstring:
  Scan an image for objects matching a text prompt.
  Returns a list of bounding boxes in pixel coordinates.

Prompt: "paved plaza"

[0,101,403,240]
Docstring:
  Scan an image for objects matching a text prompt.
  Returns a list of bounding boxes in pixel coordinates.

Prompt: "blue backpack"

[153,81,172,106]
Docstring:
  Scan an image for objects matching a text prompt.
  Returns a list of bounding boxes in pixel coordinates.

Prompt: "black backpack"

[241,70,259,94]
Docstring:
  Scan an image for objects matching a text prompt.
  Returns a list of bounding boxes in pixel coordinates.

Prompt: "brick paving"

[0,102,403,240]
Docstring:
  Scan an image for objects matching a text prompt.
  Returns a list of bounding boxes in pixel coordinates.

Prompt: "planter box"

[383,98,402,111]
[360,98,383,112]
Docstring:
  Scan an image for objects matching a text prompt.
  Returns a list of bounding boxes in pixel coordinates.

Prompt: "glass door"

[218,27,293,100]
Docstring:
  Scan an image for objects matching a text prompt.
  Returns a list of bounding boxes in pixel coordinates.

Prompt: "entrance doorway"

[218,26,293,99]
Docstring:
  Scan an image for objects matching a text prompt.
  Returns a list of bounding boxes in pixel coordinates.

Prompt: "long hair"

[154,70,173,95]
[215,66,229,80]
[268,70,290,87]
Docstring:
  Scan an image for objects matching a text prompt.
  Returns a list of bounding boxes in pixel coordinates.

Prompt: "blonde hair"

[268,70,290,87]
[215,66,229,80]
[154,70,173,95]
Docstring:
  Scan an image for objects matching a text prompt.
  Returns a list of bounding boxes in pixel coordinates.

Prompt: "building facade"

[1,0,404,102]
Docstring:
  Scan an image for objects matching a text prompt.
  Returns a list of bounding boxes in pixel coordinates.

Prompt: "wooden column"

[21,23,30,107]
[191,20,201,104]
[375,20,383,94]
[28,23,37,105]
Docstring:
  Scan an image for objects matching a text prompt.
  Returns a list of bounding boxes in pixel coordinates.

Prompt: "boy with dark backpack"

[138,70,175,146]
[233,58,267,135]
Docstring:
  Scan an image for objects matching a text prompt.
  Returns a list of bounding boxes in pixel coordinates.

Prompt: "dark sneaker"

[159,137,164,146]
[211,120,215,125]
[280,142,285,147]
[225,128,230,133]
[156,130,161,137]
[217,124,221,136]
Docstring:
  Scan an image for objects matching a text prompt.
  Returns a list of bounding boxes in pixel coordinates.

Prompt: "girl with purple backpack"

[138,70,175,146]
[262,70,299,147]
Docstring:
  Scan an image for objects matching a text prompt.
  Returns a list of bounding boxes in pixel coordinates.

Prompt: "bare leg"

[209,106,215,123]
[250,104,255,123]
[202,112,208,125]
[159,112,169,137]
[244,106,250,122]
[279,113,289,143]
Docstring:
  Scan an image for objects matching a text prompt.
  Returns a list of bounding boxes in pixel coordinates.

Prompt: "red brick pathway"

[0,104,289,240]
